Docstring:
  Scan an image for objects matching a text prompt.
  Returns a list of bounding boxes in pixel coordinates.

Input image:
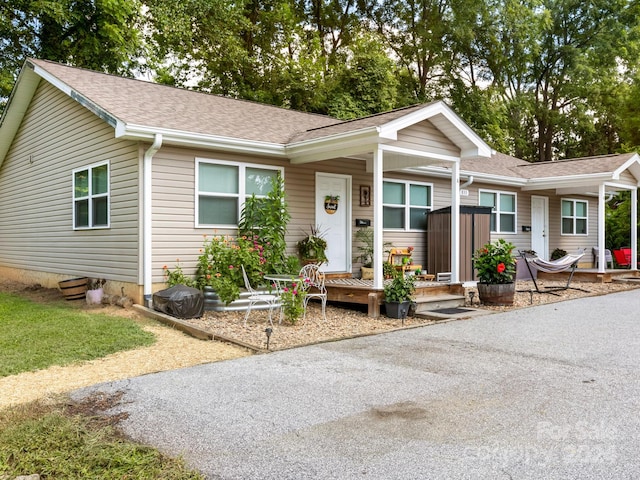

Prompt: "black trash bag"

[153,284,204,319]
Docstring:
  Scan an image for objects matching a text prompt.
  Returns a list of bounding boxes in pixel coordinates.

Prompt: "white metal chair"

[592,247,613,269]
[299,264,327,321]
[241,266,279,327]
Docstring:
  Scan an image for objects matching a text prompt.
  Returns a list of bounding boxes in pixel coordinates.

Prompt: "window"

[561,199,588,235]
[479,190,516,233]
[73,162,109,229]
[382,180,432,230]
[196,159,282,227]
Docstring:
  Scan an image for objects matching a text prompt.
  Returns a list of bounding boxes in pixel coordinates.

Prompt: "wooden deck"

[537,268,640,283]
[325,268,640,318]
[324,277,465,318]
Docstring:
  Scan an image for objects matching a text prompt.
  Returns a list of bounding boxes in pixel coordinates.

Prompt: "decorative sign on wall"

[324,195,340,214]
[360,185,371,206]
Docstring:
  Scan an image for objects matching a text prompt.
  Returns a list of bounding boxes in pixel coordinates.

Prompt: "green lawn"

[0,400,204,479]
[0,291,204,479]
[0,292,155,377]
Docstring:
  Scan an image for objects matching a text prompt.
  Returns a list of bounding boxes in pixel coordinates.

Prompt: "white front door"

[531,195,549,259]
[316,172,351,273]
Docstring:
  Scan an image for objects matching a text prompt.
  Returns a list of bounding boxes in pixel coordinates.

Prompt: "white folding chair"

[299,264,327,321]
[241,266,279,327]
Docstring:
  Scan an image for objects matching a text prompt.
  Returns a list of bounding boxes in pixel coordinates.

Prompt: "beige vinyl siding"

[0,82,140,282]
[150,147,288,283]
[395,121,460,158]
[549,195,596,256]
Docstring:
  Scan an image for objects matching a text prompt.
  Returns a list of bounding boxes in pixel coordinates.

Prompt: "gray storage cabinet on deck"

[426,206,492,281]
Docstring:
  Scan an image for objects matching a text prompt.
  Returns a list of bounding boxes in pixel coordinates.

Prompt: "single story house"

[0,59,638,305]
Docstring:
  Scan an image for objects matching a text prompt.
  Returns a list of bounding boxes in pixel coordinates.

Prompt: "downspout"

[143,134,163,307]
[460,175,474,189]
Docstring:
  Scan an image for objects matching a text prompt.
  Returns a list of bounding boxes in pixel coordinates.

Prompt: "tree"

[0,0,144,113]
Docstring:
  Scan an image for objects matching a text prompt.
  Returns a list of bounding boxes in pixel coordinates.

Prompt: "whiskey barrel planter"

[58,277,89,300]
[477,282,515,306]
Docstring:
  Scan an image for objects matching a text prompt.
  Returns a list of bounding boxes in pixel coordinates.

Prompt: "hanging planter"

[324,195,339,215]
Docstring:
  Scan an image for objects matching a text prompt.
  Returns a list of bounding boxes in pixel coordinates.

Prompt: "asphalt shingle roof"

[30,59,343,144]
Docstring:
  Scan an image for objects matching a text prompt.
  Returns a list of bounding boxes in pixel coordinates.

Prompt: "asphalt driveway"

[72,289,640,479]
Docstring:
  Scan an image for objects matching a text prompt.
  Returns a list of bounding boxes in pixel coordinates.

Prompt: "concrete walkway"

[72,289,640,479]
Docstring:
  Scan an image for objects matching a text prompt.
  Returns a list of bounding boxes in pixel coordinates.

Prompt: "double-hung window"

[479,189,516,233]
[73,161,109,229]
[197,159,282,227]
[382,180,432,230]
[561,199,588,235]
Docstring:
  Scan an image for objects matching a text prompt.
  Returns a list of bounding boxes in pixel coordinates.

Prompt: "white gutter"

[460,175,474,189]
[143,134,162,306]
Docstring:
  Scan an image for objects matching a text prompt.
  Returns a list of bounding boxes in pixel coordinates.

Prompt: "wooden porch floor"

[324,277,465,318]
[324,268,640,318]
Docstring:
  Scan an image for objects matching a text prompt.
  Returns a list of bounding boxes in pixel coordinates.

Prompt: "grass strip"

[0,399,204,479]
[0,292,155,377]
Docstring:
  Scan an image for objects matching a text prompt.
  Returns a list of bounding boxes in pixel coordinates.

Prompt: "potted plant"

[473,239,517,305]
[354,227,392,279]
[383,273,416,318]
[86,278,106,305]
[297,225,328,265]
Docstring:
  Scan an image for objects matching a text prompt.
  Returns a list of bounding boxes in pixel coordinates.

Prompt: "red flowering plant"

[473,239,517,284]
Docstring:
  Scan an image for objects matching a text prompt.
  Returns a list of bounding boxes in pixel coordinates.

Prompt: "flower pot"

[361,266,374,280]
[477,282,515,306]
[86,288,104,305]
[58,277,88,301]
[385,300,411,319]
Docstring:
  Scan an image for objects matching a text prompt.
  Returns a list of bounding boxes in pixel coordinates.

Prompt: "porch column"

[632,187,638,271]
[373,147,384,290]
[450,161,460,283]
[597,183,606,273]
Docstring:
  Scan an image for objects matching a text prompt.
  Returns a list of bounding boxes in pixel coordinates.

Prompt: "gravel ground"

[2,277,638,408]
[186,278,640,351]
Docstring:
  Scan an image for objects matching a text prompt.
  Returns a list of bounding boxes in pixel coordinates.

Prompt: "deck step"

[412,293,490,321]
[413,294,466,313]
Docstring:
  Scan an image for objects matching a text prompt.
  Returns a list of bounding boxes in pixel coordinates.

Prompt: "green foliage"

[473,239,516,284]
[238,172,290,274]
[606,191,637,249]
[0,293,154,377]
[163,262,196,288]
[550,248,567,261]
[0,0,143,108]
[279,278,307,324]
[0,401,203,479]
[297,225,328,264]
[354,227,392,268]
[383,274,416,303]
[196,235,265,305]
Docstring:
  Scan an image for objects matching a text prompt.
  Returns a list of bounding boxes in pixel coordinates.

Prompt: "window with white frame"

[73,162,109,229]
[196,159,282,227]
[479,190,516,233]
[382,180,432,230]
[561,199,588,235]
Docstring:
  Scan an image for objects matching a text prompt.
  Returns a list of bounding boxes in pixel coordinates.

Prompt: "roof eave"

[0,62,41,167]
[521,173,614,191]
[286,127,382,163]
[379,102,493,159]
[118,124,287,157]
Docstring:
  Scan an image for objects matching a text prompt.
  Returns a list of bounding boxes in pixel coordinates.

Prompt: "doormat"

[430,307,475,315]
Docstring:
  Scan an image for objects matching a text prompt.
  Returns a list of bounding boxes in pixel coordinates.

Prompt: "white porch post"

[632,187,638,271]
[450,161,460,282]
[373,147,384,290]
[597,183,606,273]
